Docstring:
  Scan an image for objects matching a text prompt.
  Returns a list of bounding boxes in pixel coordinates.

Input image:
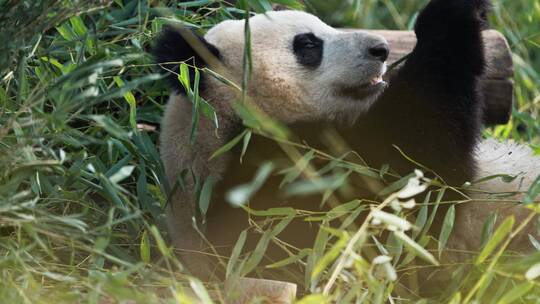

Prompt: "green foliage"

[0,0,539,303]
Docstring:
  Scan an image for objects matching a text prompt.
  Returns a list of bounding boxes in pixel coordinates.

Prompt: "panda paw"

[415,0,492,38]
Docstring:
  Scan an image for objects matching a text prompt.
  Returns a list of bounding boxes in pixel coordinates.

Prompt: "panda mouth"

[368,75,385,86]
[338,75,387,100]
[357,75,386,90]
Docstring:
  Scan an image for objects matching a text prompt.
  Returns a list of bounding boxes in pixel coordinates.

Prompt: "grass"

[0,0,539,303]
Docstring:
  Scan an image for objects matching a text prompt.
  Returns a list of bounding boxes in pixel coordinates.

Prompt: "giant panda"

[153,9,390,276]
[152,0,540,282]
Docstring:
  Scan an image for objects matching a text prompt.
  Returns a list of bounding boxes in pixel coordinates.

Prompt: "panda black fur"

[152,0,540,280]
[152,26,221,95]
[342,0,491,186]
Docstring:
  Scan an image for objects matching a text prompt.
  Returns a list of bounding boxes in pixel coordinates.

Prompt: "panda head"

[153,11,389,122]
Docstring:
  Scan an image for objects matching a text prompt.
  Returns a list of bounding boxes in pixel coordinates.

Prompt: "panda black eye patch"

[293,33,323,68]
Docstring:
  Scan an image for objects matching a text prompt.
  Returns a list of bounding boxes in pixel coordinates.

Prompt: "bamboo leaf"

[189,278,215,304]
[227,230,247,279]
[140,230,151,264]
[198,175,215,222]
[496,282,533,304]
[312,229,349,279]
[266,248,310,269]
[480,212,498,249]
[226,162,274,207]
[241,230,272,276]
[523,175,540,204]
[150,225,171,258]
[307,223,329,288]
[525,262,540,280]
[240,129,252,163]
[476,216,515,265]
[210,129,249,160]
[395,230,439,266]
[438,205,455,257]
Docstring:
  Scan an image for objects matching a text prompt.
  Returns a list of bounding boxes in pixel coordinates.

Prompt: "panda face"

[204,11,389,122]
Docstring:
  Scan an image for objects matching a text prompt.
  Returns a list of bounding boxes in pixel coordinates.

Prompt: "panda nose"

[368,43,390,62]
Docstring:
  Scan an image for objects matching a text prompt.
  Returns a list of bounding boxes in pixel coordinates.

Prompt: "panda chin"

[336,80,387,101]
[330,80,388,124]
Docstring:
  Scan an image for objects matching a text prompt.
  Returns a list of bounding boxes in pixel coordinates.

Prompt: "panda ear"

[151,25,220,93]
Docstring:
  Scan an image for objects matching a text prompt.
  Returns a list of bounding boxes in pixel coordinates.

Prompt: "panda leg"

[347,0,492,294]
[354,0,491,186]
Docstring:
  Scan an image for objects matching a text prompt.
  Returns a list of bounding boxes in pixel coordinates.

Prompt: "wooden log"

[344,29,515,125]
[225,277,297,304]
[481,79,514,125]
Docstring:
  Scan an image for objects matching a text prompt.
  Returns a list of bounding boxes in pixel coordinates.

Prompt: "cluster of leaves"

[0,0,539,303]
[0,0,201,302]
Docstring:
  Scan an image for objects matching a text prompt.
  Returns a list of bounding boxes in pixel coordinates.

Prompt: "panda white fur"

[448,139,540,259]
[152,0,540,279]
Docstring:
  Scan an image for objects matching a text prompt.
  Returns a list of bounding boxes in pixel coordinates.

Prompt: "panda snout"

[368,43,390,62]
[354,31,390,62]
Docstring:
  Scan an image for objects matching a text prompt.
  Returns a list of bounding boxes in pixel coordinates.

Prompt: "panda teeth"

[370,76,383,85]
